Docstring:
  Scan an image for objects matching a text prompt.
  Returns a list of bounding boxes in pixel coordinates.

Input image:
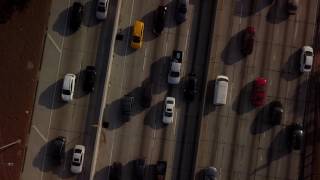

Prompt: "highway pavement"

[92,0,206,179]
[194,0,318,180]
[21,0,320,180]
[21,0,117,179]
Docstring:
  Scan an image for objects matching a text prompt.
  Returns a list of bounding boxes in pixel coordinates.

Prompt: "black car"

[184,73,198,102]
[110,162,122,180]
[203,166,218,180]
[268,101,283,125]
[70,2,84,31]
[175,2,187,24]
[50,136,66,165]
[83,66,96,93]
[153,5,168,36]
[155,161,167,180]
[134,158,145,179]
[289,123,304,150]
[121,95,134,117]
[142,83,152,108]
[241,26,255,56]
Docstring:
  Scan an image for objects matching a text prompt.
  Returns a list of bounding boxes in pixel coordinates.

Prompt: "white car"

[168,50,183,85]
[96,0,109,20]
[163,97,175,124]
[300,46,314,72]
[61,74,76,102]
[70,145,85,174]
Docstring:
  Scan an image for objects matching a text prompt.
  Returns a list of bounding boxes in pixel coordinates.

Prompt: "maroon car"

[241,26,255,56]
[251,77,267,107]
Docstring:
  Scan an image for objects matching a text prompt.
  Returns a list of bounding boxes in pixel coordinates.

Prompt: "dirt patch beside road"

[0,0,51,179]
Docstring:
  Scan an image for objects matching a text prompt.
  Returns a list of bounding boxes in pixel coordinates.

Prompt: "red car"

[241,26,255,56]
[251,77,267,107]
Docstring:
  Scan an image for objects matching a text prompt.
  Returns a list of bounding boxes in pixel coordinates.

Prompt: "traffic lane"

[22,0,100,179]
[194,0,316,179]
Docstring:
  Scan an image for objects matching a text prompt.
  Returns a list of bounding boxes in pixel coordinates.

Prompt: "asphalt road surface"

[194,0,318,180]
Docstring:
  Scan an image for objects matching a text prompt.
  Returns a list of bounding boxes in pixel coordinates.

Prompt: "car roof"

[133,20,144,36]
[63,74,75,90]
[255,77,267,85]
[171,61,181,72]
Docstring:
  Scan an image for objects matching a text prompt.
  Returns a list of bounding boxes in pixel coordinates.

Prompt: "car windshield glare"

[62,89,71,95]
[132,36,140,43]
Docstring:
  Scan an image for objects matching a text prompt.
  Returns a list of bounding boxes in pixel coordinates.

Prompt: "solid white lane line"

[40,0,71,179]
[143,47,148,71]
[108,0,135,166]
[32,125,48,142]
[47,34,62,53]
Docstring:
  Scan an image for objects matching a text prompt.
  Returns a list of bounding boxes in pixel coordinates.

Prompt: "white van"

[213,75,229,105]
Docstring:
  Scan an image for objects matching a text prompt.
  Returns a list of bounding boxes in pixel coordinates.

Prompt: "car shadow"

[150,56,170,95]
[73,69,90,99]
[221,29,246,65]
[32,140,73,178]
[82,0,101,27]
[234,0,274,17]
[113,26,137,56]
[267,126,292,162]
[281,48,302,81]
[102,86,147,129]
[253,126,292,173]
[232,81,255,114]
[144,102,166,129]
[194,169,205,180]
[203,80,217,115]
[38,79,67,109]
[52,7,77,36]
[266,0,289,24]
[250,104,273,135]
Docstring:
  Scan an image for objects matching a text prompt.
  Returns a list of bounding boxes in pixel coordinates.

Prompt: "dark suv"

[134,158,145,180]
[121,95,134,117]
[175,1,187,24]
[184,73,198,102]
[268,101,283,125]
[83,66,96,93]
[50,136,66,165]
[289,123,304,150]
[153,5,168,36]
[70,2,84,31]
[110,162,122,180]
[241,26,255,56]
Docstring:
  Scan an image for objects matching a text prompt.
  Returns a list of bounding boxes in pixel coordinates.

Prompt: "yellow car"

[131,20,144,49]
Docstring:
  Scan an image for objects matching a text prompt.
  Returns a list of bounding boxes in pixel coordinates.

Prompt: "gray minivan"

[213,75,229,105]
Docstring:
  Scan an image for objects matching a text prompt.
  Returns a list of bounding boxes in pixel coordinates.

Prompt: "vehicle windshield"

[62,89,71,95]
[305,65,311,69]
[165,111,173,117]
[72,160,81,166]
[132,36,141,43]
[75,149,82,153]
[98,6,105,12]
[305,51,313,56]
[170,71,180,77]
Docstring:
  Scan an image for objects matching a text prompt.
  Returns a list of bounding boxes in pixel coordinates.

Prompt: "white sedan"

[163,97,175,124]
[70,145,85,174]
[96,0,109,20]
[300,46,314,72]
[61,74,76,102]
